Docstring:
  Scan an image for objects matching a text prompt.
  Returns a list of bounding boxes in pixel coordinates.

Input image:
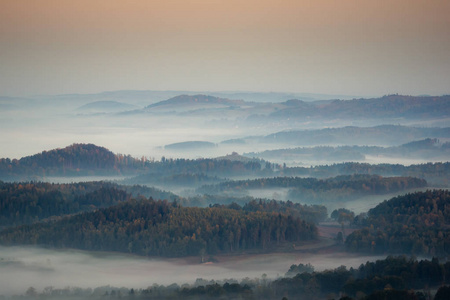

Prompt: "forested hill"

[0,181,177,228]
[0,143,149,178]
[0,144,266,180]
[0,198,318,257]
[346,189,450,256]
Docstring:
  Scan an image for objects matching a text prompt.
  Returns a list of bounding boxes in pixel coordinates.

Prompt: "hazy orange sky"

[1,0,449,97]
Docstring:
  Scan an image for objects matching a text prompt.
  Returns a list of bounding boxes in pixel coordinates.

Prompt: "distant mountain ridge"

[218,125,450,149]
[145,94,245,109]
[259,125,450,146]
[269,94,450,120]
[245,138,450,162]
[134,94,450,123]
[44,90,349,106]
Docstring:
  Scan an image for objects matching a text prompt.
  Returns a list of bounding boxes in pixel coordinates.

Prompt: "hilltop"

[145,94,246,110]
[0,143,147,178]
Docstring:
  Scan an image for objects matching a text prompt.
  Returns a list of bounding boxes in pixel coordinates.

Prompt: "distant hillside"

[124,94,449,125]
[257,125,450,146]
[208,91,355,102]
[269,94,450,120]
[0,144,148,178]
[400,138,443,150]
[245,138,450,162]
[77,100,137,113]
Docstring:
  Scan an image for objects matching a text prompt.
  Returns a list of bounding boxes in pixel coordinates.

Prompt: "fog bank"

[0,246,384,296]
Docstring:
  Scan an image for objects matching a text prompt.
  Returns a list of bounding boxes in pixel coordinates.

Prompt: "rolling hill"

[144,94,247,113]
[0,143,148,179]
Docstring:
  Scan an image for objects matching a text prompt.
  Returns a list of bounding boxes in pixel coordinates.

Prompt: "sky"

[1,0,449,97]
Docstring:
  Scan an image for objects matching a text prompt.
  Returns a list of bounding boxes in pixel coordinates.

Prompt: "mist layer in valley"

[0,246,384,297]
[1,93,448,164]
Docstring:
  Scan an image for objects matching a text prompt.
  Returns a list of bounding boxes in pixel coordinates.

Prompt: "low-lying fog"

[247,188,290,202]
[1,97,447,165]
[223,187,432,215]
[326,187,433,215]
[0,246,385,296]
[0,113,243,160]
